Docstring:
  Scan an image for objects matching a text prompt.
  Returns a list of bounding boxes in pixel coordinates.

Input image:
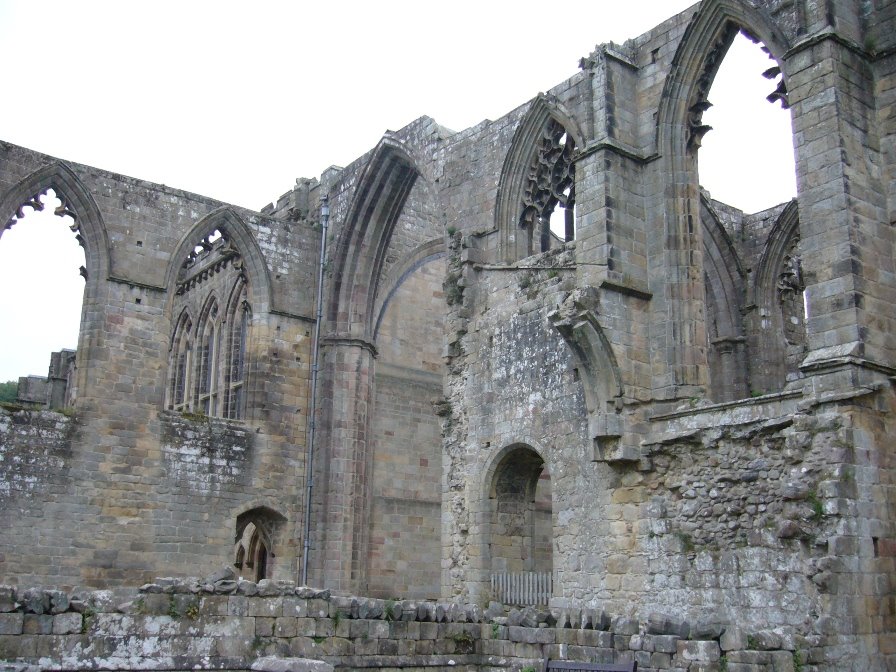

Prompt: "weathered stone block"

[251,656,334,672]
[255,617,275,637]
[677,640,721,662]
[275,617,298,638]
[0,613,24,635]
[22,614,53,635]
[52,613,82,635]
[228,595,249,617]
[721,626,748,651]
[0,586,16,613]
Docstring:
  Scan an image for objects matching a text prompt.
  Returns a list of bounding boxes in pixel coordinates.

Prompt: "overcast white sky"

[0,0,796,382]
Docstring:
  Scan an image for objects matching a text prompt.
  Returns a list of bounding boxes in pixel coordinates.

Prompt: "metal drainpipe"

[301,194,328,586]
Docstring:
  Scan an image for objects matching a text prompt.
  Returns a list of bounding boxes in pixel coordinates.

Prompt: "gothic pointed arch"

[234,505,287,582]
[372,237,445,339]
[495,95,585,263]
[652,0,792,394]
[1,162,113,405]
[164,207,272,315]
[222,276,251,420]
[701,195,748,401]
[481,442,553,606]
[656,0,792,155]
[167,308,195,412]
[548,290,623,416]
[164,208,267,418]
[327,135,420,342]
[752,199,804,390]
[0,161,111,287]
[194,292,222,415]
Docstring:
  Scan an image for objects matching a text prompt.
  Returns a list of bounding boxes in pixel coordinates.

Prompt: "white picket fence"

[491,571,553,606]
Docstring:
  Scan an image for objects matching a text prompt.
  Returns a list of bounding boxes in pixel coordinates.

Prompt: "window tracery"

[519,118,576,254]
[5,187,87,279]
[777,235,805,348]
[233,507,285,582]
[167,228,250,419]
[687,25,788,153]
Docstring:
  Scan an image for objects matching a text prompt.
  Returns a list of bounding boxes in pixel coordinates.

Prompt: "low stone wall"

[0,578,827,672]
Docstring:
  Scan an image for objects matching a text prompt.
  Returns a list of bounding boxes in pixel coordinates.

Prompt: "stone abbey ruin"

[0,1,894,670]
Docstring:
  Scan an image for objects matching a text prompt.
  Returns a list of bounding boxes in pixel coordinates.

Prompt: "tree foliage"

[0,380,18,403]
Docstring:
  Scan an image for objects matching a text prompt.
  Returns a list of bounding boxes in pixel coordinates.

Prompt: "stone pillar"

[786,35,895,375]
[311,339,375,594]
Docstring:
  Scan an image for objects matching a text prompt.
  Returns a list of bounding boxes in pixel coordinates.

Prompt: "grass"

[384,599,396,622]
[806,491,824,520]
[167,596,180,619]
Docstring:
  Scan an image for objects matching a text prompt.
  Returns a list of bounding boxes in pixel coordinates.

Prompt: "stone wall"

[0,143,318,588]
[1,0,894,666]
[0,580,829,672]
[0,407,73,503]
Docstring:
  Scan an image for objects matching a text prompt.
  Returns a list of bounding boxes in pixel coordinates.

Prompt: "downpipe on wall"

[300,194,328,586]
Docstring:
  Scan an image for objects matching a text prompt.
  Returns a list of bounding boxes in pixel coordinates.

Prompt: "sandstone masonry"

[0,1,894,669]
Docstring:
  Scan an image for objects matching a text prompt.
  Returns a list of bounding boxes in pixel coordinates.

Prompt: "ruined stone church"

[0,0,893,668]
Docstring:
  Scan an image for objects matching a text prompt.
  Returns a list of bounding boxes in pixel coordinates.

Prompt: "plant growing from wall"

[806,491,823,520]
[676,531,695,554]
[80,606,96,634]
[444,272,464,306]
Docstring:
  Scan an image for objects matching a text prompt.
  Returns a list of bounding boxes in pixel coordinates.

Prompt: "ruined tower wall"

[437,1,895,668]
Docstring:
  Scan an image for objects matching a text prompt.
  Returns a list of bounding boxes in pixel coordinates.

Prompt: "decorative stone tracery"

[777,234,805,348]
[4,187,87,278]
[167,228,252,420]
[519,118,576,252]
[687,24,789,152]
[686,23,738,151]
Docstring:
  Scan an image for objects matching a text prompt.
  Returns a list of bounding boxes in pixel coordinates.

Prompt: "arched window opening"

[223,280,250,420]
[520,119,576,256]
[168,228,251,419]
[168,312,194,411]
[234,507,286,583]
[697,29,797,213]
[488,446,553,606]
[778,235,805,350]
[0,188,85,403]
[196,298,221,416]
[237,523,269,582]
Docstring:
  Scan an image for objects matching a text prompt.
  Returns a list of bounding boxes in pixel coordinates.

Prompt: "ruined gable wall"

[0,142,319,587]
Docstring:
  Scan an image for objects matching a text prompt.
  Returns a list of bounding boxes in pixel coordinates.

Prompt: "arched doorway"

[487,445,553,606]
